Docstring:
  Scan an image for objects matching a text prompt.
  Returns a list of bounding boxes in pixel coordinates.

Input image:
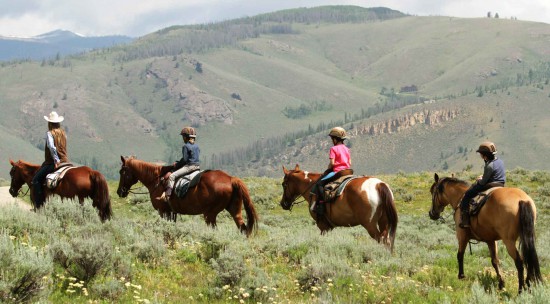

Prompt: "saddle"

[321,174,361,203]
[45,163,75,189]
[466,187,502,216]
[173,170,204,198]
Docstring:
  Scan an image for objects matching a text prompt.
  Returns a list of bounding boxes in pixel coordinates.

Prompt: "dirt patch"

[0,186,32,210]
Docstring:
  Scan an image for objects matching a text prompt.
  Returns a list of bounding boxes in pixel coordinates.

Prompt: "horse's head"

[8,160,28,197]
[429,173,469,220]
[428,173,446,220]
[117,156,139,197]
[280,164,315,210]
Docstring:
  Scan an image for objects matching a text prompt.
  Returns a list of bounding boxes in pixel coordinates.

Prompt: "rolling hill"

[1,6,549,179]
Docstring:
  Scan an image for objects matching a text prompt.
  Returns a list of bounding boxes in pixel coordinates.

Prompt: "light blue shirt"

[45,131,60,163]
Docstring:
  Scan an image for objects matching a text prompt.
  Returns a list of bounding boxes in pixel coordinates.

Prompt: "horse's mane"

[17,159,39,167]
[438,177,470,193]
[127,157,162,182]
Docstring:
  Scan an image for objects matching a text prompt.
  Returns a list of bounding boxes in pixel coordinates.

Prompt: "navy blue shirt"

[478,157,505,186]
[175,141,200,168]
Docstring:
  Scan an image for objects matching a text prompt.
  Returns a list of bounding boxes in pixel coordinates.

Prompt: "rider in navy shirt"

[158,127,200,202]
[459,141,505,228]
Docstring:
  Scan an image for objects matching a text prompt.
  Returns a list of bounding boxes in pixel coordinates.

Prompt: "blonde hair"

[48,122,66,147]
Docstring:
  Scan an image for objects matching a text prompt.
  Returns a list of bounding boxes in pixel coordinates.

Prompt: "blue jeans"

[32,163,55,207]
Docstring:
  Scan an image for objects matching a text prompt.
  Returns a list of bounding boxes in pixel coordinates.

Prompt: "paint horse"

[117,156,258,236]
[280,164,398,252]
[429,173,542,292]
[8,159,112,221]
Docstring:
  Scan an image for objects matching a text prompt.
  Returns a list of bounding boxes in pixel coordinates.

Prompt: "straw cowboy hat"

[44,111,64,123]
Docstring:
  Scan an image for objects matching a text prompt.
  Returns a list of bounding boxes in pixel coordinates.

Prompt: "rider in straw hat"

[32,111,69,207]
[459,141,506,228]
[158,126,200,202]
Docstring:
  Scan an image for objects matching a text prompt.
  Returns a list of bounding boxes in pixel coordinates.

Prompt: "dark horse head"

[117,156,139,198]
[8,159,35,197]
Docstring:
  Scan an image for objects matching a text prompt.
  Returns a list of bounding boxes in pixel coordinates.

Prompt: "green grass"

[1,169,550,303]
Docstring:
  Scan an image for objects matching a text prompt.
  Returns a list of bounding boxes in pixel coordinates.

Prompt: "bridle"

[429,178,459,224]
[281,174,317,211]
[9,164,31,198]
[118,165,154,195]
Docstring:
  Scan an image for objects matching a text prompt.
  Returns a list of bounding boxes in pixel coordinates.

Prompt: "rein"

[120,163,162,195]
[17,186,31,197]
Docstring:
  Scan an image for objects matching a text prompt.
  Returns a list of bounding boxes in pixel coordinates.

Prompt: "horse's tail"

[231,177,258,237]
[519,200,542,284]
[377,182,398,253]
[91,170,112,222]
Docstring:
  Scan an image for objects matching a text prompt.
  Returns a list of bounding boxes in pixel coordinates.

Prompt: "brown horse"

[280,165,398,252]
[8,159,112,221]
[429,173,542,292]
[116,156,258,237]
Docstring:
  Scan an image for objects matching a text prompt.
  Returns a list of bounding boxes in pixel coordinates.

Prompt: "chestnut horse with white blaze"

[8,159,112,222]
[116,156,258,237]
[429,173,542,292]
[280,164,398,252]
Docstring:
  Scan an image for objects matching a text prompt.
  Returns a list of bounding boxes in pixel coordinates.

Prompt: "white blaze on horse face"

[303,171,311,181]
[361,178,382,221]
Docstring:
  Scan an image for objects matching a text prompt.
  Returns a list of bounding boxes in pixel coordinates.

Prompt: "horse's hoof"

[458,274,465,280]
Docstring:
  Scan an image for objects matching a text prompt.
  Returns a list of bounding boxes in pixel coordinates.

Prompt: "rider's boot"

[316,201,325,215]
[157,187,172,202]
[459,208,470,228]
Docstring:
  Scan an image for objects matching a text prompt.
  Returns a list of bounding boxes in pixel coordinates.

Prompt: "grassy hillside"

[1,7,549,179]
[1,170,550,302]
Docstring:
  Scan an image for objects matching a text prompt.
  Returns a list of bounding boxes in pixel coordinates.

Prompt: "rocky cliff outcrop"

[147,62,233,125]
[353,108,460,136]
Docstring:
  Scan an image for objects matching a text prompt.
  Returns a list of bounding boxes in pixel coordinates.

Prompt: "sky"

[1,0,549,38]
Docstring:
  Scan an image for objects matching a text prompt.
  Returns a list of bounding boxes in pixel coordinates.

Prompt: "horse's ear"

[451,173,455,178]
[9,159,15,166]
[294,164,300,171]
[434,173,439,182]
[282,166,288,174]
[120,156,126,164]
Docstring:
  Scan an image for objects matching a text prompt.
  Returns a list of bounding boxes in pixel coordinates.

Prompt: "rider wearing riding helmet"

[158,126,200,202]
[312,127,353,214]
[459,141,506,228]
[32,111,69,208]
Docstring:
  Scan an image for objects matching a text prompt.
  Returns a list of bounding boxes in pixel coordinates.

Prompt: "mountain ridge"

[1,6,549,179]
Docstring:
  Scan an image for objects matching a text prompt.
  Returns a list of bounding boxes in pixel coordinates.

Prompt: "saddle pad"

[323,175,362,202]
[469,187,502,216]
[45,165,75,189]
[174,170,203,198]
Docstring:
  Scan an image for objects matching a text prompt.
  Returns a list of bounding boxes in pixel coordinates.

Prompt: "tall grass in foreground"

[0,170,549,303]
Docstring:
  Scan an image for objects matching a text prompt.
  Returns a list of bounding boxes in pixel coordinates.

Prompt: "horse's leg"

[457,235,469,279]
[204,212,219,229]
[226,204,247,234]
[503,239,525,293]
[487,241,504,289]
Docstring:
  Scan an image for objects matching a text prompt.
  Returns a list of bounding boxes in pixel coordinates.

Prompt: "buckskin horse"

[116,156,258,237]
[280,164,398,252]
[8,159,112,221]
[429,173,542,292]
